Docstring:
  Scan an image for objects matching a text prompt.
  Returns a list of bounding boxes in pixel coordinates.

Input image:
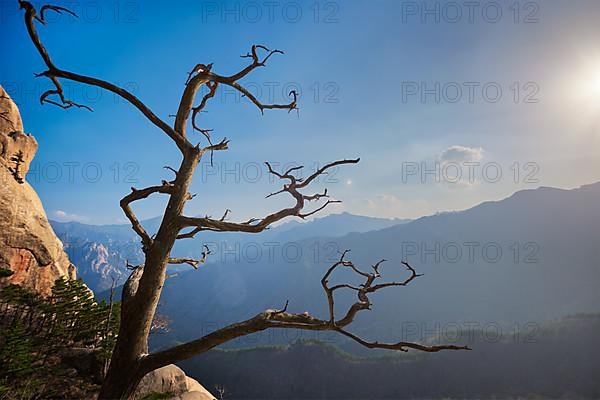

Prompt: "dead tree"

[19,2,470,398]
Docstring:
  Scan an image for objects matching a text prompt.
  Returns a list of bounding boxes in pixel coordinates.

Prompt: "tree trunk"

[99,152,199,399]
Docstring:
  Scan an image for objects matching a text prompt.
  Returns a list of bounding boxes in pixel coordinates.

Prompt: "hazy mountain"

[271,212,408,241]
[146,182,600,352]
[179,313,600,399]
[51,213,407,292]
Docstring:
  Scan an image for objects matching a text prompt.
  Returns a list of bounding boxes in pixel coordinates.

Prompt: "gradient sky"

[2,0,599,224]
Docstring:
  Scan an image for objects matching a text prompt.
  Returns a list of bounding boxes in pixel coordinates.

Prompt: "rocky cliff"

[0,85,75,296]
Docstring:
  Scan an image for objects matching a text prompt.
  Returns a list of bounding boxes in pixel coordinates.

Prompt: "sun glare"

[573,58,600,107]
[589,72,600,99]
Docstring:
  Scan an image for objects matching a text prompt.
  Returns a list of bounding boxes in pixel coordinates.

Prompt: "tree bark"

[99,151,200,399]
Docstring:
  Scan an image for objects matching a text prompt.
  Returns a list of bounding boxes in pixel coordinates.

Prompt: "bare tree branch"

[142,253,470,372]
[334,328,471,353]
[120,183,174,249]
[191,81,218,142]
[35,4,77,24]
[163,166,178,176]
[182,45,297,120]
[19,1,190,151]
[234,44,284,81]
[216,81,297,114]
[202,137,230,153]
[219,209,231,221]
[168,245,211,269]
[185,63,213,86]
[176,158,359,238]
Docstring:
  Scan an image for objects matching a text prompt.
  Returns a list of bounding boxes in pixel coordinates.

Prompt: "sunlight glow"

[590,72,600,100]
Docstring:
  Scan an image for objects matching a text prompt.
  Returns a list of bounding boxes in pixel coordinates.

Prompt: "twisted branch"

[19,1,189,151]
[168,245,211,269]
[142,252,470,372]
[191,81,218,142]
[181,44,297,135]
[120,183,174,249]
[176,158,359,238]
[35,4,77,24]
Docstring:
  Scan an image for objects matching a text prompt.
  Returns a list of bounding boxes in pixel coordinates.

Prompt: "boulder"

[0,85,76,296]
[60,347,105,384]
[133,364,216,400]
[176,391,217,400]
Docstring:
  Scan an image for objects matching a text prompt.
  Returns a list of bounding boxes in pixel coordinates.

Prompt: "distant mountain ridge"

[143,181,600,352]
[51,212,408,292]
[55,182,600,355]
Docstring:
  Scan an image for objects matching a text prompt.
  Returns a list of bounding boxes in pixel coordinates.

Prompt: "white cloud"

[364,194,404,216]
[53,210,90,223]
[435,146,485,188]
[439,145,484,163]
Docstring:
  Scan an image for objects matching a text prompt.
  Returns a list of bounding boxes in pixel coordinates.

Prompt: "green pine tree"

[0,321,35,377]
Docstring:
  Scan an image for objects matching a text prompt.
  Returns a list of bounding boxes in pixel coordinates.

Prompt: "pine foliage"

[0,277,121,397]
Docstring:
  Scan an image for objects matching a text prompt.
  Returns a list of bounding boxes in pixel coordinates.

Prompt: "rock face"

[69,241,130,293]
[133,364,216,400]
[0,85,75,296]
[0,85,38,176]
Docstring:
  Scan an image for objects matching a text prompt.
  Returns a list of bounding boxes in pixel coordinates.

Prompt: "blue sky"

[2,0,600,224]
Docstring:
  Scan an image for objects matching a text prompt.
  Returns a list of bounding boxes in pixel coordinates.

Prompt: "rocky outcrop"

[0,86,75,296]
[0,85,38,176]
[133,364,216,400]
